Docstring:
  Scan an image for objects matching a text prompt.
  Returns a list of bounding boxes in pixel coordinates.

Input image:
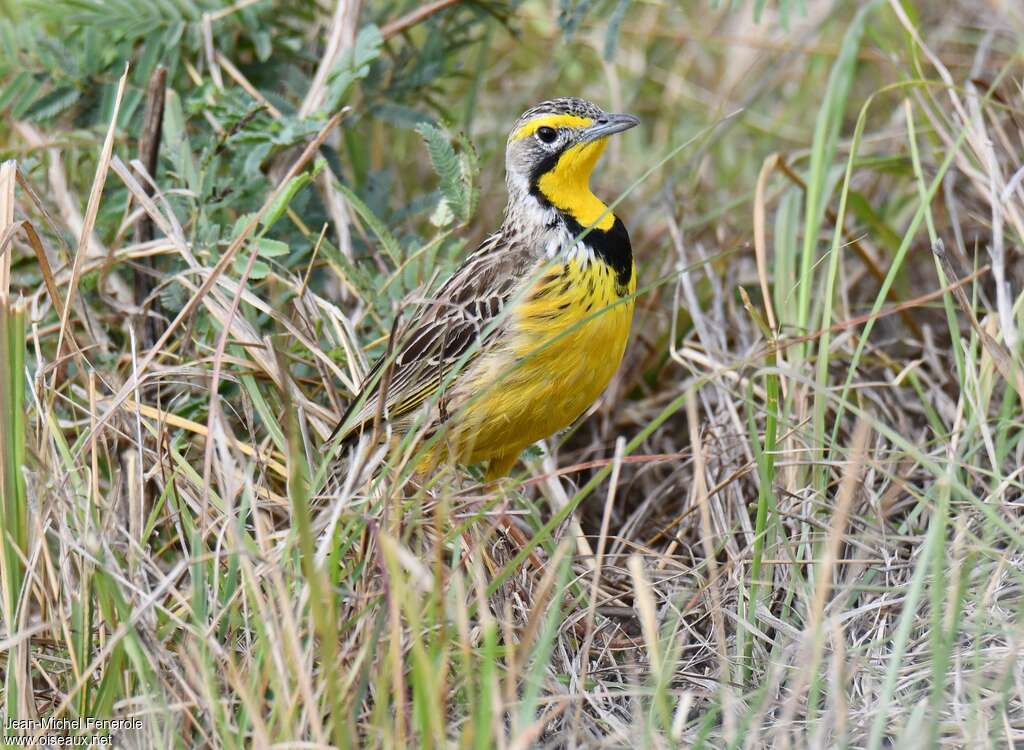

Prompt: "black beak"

[581,112,640,142]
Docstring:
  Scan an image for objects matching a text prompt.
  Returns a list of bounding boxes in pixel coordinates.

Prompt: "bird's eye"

[536,126,557,144]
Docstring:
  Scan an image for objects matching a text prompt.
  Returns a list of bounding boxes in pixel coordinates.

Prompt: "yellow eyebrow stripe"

[511,113,593,140]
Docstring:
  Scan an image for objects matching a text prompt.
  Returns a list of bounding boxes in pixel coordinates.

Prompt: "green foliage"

[321,23,383,115]
[25,0,215,39]
[415,121,478,227]
[0,0,517,359]
[0,298,28,723]
[602,0,632,60]
[557,0,594,38]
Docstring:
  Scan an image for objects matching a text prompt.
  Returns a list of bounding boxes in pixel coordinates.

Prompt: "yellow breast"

[451,257,636,475]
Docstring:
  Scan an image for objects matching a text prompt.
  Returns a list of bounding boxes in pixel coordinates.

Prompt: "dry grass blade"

[380,0,464,39]
[753,153,779,330]
[132,65,167,349]
[119,398,287,476]
[686,388,734,740]
[0,160,14,296]
[933,240,1024,401]
[53,67,128,377]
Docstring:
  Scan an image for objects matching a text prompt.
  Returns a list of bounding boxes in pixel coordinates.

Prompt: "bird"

[334,97,639,479]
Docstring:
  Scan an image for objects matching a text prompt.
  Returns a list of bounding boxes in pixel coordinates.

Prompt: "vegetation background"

[1,0,1023,746]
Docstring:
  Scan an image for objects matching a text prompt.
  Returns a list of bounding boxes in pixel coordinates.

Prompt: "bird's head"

[504,97,639,230]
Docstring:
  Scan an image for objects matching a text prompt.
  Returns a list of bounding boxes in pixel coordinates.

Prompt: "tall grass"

[0,292,29,723]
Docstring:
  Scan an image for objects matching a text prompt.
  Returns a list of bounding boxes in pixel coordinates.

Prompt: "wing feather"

[335,230,533,443]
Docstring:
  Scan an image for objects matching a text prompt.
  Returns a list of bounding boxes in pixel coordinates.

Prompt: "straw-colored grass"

[1,0,1023,747]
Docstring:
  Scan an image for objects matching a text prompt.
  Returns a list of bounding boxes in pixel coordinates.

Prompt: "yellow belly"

[450,258,636,476]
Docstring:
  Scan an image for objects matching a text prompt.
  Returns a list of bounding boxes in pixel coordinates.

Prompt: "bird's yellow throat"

[536,139,616,232]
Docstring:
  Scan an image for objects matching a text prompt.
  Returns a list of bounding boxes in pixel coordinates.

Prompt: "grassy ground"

[1,0,1024,746]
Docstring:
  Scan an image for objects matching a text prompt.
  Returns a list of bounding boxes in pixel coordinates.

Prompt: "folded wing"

[334,232,528,444]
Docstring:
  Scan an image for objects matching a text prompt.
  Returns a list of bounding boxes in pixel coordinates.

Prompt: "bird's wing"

[335,231,532,443]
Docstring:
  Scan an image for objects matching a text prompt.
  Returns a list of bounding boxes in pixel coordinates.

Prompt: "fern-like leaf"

[415,122,478,227]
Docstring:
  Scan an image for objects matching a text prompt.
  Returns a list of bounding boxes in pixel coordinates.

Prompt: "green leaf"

[253,30,272,62]
[24,85,80,121]
[7,76,41,119]
[261,157,325,230]
[232,213,259,239]
[255,238,289,258]
[416,122,463,221]
[162,88,199,193]
[602,0,631,61]
[234,253,270,280]
[0,71,35,114]
[320,23,382,114]
[415,122,478,226]
[428,195,454,228]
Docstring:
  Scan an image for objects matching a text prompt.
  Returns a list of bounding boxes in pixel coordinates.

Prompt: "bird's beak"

[581,112,640,142]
